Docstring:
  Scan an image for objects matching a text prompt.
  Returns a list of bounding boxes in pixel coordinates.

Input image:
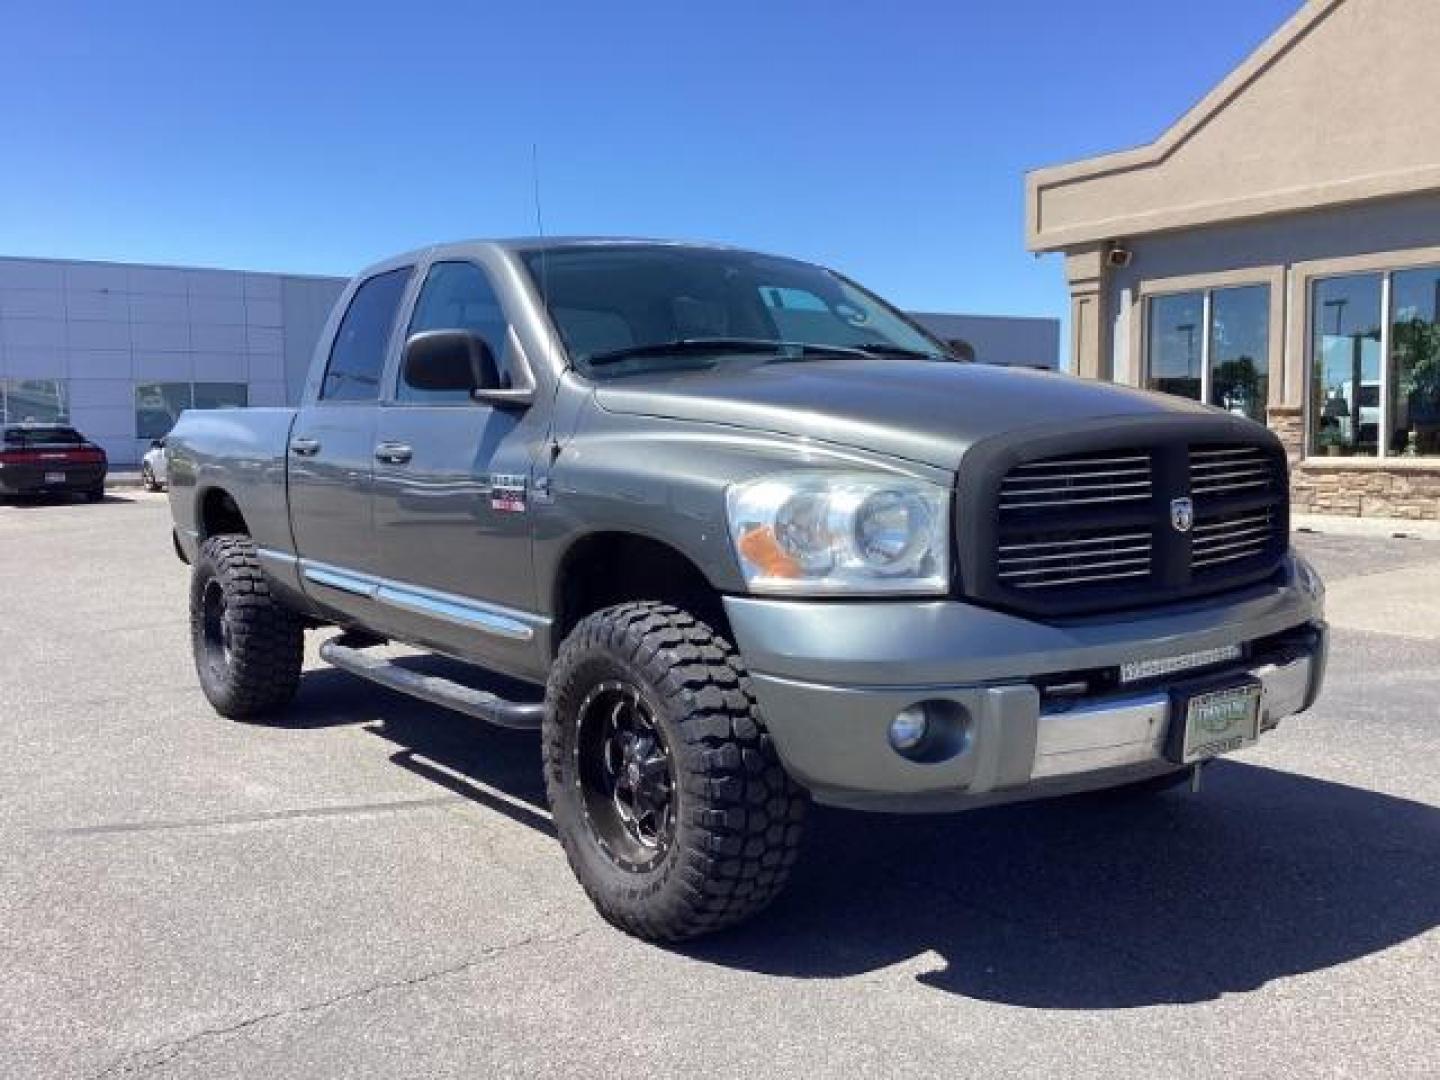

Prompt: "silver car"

[140,437,168,491]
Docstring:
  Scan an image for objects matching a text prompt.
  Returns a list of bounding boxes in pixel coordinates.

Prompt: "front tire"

[543,602,807,942]
[190,534,304,719]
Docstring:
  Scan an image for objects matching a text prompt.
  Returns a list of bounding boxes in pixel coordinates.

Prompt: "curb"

[1293,512,1440,540]
[105,473,148,491]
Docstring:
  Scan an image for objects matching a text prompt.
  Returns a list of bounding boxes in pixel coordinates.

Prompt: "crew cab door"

[369,259,545,675]
[288,264,413,622]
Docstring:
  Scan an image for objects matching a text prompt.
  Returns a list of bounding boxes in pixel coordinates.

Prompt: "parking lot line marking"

[41,794,464,837]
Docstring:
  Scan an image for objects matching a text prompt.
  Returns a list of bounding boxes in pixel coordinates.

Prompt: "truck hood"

[593,359,1216,470]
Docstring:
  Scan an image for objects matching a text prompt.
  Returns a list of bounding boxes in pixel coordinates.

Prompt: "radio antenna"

[531,142,545,238]
[532,142,564,375]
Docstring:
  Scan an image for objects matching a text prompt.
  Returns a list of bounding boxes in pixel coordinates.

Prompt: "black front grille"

[996,525,1153,590]
[958,424,1289,618]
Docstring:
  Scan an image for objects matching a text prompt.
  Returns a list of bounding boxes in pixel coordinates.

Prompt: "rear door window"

[321,267,413,402]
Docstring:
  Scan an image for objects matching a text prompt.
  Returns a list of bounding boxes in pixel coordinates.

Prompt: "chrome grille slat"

[1011,568,1152,589]
[1193,530,1271,548]
[1193,478,1270,494]
[1193,513,1270,533]
[1191,536,1270,558]
[1000,557,1151,580]
[999,532,1150,553]
[1007,456,1148,471]
[1193,547,1270,568]
[1190,467,1271,481]
[1190,447,1263,458]
[999,492,1153,510]
[1005,470,1150,485]
[1001,544,1151,566]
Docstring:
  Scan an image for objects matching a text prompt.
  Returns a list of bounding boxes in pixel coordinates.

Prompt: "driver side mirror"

[402,330,502,394]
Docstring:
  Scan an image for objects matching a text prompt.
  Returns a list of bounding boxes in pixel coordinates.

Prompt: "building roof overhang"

[1026,0,1440,252]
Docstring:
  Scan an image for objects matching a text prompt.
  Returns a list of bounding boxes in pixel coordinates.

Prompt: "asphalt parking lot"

[2,492,1437,1079]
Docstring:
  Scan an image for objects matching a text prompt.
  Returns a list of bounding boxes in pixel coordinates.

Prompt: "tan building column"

[1064,245,1111,380]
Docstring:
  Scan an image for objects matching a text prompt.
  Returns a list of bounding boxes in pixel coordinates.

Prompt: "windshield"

[519,245,951,376]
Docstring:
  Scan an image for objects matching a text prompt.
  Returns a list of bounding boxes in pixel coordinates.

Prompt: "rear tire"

[190,533,304,719]
[543,601,807,942]
[86,487,105,502]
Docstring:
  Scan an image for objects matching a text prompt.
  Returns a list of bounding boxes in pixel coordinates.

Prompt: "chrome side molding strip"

[298,558,538,642]
[303,564,374,597]
[374,584,534,640]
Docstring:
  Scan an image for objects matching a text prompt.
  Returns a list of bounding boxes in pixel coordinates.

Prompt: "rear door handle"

[374,442,413,465]
[290,437,321,456]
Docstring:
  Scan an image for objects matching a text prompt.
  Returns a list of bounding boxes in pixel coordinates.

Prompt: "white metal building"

[0,255,344,464]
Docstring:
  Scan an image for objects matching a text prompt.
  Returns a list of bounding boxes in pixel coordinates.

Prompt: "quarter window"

[1145,285,1271,423]
[321,266,412,401]
[402,261,510,403]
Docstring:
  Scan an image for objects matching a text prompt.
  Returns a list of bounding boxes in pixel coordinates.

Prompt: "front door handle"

[290,437,321,456]
[374,442,413,465]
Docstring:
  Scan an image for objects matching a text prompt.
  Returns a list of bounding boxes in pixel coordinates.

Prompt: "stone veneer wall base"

[1268,406,1440,519]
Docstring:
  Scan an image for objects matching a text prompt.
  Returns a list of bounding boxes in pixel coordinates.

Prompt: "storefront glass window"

[1389,267,1440,457]
[1146,285,1270,422]
[1146,292,1204,400]
[1208,286,1270,423]
[1310,275,1383,458]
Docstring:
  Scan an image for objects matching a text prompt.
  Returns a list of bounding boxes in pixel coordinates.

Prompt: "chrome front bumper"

[1030,646,1317,781]
[725,559,1328,812]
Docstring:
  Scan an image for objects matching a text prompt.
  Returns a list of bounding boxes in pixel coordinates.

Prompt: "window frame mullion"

[1200,290,1214,406]
[1379,272,1393,459]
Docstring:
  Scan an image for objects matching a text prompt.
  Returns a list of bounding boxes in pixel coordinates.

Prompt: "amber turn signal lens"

[736,525,802,579]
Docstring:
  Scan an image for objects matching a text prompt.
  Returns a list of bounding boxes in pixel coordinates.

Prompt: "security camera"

[1106,245,1133,269]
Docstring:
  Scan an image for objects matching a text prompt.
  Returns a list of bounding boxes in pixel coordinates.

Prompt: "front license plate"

[1171,683,1262,764]
[44,471,65,484]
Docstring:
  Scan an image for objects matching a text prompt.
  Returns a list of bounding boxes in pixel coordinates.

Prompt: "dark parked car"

[0,424,108,501]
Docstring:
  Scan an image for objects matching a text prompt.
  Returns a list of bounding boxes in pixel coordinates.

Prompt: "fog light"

[889,705,930,752]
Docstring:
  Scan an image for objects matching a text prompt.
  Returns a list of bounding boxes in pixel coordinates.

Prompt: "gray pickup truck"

[167,238,1327,941]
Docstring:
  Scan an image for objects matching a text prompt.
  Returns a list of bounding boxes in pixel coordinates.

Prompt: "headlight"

[726,472,950,595]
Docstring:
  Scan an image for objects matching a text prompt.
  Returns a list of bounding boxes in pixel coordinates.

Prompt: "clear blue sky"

[1,0,1301,327]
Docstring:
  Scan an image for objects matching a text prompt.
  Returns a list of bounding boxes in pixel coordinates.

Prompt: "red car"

[0,424,108,502]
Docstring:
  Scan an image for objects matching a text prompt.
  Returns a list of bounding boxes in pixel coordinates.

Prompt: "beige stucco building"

[1028,0,1440,518]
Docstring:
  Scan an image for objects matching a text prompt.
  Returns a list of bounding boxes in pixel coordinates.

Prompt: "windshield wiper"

[848,342,949,361]
[585,338,869,367]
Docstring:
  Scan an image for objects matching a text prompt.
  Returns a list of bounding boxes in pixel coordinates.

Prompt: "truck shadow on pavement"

[691,764,1440,1008]
[285,663,1440,1010]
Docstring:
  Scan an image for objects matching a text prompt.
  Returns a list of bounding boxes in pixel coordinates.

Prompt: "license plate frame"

[1166,678,1263,764]
[44,471,66,484]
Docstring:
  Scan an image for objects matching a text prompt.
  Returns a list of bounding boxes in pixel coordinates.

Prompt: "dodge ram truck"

[166,239,1328,941]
